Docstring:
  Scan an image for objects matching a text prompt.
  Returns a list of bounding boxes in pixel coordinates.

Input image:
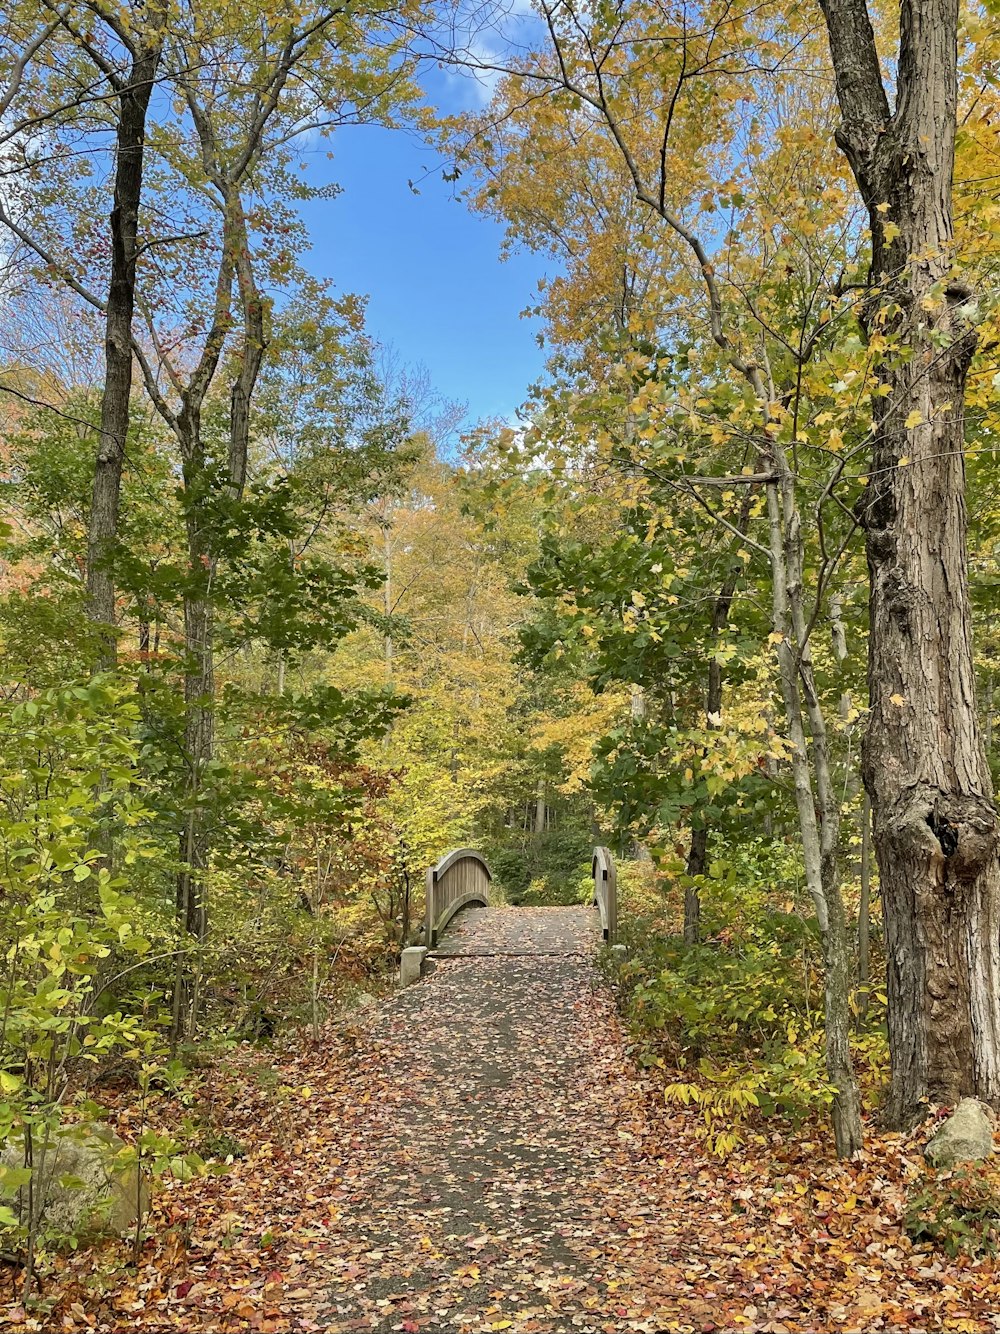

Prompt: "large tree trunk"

[821,0,1000,1124]
[533,776,546,835]
[87,34,163,668]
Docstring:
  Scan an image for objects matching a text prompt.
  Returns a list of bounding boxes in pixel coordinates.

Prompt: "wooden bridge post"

[425,864,437,949]
[591,846,617,944]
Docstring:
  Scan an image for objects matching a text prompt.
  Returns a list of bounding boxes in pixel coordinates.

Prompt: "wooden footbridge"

[401,844,619,983]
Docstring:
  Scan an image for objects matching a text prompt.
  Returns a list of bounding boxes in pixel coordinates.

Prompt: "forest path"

[58,906,1000,1333]
[316,903,698,1331]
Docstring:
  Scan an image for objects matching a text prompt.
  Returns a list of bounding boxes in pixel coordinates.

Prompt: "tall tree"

[126,0,417,1038]
[446,0,866,1155]
[0,0,169,666]
[820,0,1000,1124]
[57,1,167,665]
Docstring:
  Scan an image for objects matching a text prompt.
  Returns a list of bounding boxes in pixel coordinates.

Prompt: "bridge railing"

[425,848,492,947]
[592,846,617,943]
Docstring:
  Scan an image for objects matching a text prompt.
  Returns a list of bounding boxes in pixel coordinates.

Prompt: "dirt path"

[20,905,1000,1332]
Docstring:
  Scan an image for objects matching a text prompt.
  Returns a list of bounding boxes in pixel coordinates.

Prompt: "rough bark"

[821,0,1000,1123]
[86,27,164,667]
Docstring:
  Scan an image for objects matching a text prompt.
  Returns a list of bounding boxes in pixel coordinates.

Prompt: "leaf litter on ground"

[2,906,999,1333]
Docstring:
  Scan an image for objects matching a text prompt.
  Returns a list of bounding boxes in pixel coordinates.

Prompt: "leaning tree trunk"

[821,0,1000,1124]
[767,454,864,1158]
[87,32,163,668]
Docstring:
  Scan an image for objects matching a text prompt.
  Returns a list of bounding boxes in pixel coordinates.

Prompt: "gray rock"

[924,1098,996,1168]
[1,1121,148,1240]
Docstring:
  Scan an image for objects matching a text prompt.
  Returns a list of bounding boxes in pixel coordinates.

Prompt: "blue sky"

[299,108,554,428]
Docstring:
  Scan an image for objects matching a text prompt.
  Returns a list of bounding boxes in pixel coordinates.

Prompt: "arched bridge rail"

[425,848,492,947]
[591,846,617,944]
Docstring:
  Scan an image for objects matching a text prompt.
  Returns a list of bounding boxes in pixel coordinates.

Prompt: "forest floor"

[5,906,1000,1333]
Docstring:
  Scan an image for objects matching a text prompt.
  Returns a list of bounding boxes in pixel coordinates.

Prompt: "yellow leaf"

[889,693,906,706]
[876,201,890,214]
[904,410,923,430]
[768,631,784,644]
[898,456,911,468]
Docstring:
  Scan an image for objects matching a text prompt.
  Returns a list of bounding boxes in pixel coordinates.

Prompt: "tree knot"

[927,806,959,859]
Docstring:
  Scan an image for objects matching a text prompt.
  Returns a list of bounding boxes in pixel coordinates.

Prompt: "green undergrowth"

[905,1166,1000,1258]
[609,839,888,1154]
[486,825,594,905]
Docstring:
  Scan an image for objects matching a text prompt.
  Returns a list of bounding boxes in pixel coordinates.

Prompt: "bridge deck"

[429,903,599,957]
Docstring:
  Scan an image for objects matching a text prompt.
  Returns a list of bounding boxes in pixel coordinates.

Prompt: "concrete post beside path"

[400,946,428,987]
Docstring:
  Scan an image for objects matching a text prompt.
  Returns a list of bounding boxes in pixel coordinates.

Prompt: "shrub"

[609,841,880,1152]
[0,682,198,1287]
[905,1167,1000,1258]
